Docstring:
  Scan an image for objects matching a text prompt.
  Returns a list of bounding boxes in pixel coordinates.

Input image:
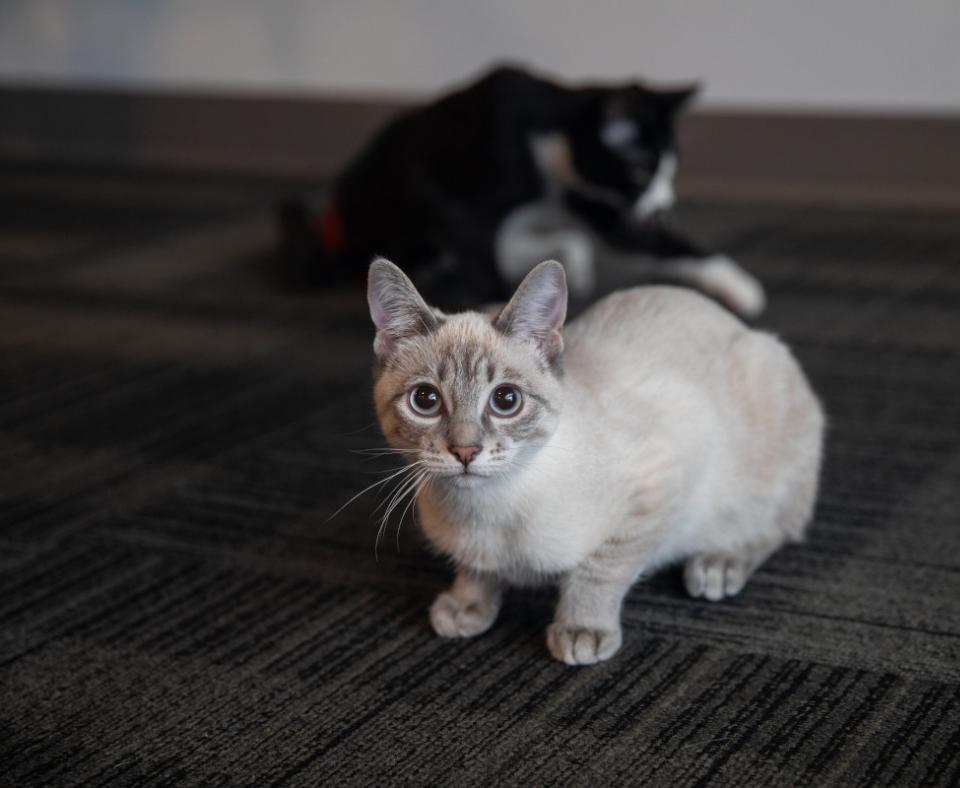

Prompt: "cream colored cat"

[367,258,823,665]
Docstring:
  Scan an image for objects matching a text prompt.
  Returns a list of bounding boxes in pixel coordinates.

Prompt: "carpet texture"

[1,164,959,786]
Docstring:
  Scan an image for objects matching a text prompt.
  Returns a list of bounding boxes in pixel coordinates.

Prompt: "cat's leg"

[575,208,767,318]
[430,569,503,638]
[548,449,679,665]
[495,204,596,299]
[671,256,767,320]
[685,335,823,601]
[546,544,649,665]
[683,539,782,601]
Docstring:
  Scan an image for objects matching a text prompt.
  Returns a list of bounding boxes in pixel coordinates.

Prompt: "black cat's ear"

[495,260,567,360]
[659,83,700,114]
[367,258,438,357]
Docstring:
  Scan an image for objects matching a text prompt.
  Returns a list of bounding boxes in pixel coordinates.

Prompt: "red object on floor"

[317,208,346,255]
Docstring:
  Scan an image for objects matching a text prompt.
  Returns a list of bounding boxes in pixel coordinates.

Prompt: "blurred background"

[2,0,959,203]
[5,0,958,105]
[2,3,960,786]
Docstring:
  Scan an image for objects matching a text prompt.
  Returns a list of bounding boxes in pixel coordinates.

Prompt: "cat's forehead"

[432,314,525,373]
[390,312,542,382]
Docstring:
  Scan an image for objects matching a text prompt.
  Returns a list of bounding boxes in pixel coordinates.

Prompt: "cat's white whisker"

[500,458,531,471]
[524,441,574,453]
[352,447,422,459]
[370,462,424,516]
[367,461,426,476]
[328,461,426,523]
[395,468,429,553]
[376,466,427,561]
[353,446,421,454]
[337,421,381,436]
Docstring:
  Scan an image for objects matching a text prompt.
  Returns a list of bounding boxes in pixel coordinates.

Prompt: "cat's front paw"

[684,553,750,601]
[430,590,499,638]
[546,623,622,665]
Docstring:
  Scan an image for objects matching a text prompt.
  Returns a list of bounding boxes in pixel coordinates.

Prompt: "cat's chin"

[444,472,489,489]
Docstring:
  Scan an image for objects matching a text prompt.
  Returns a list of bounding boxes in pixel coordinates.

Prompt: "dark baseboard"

[677,111,960,210]
[3,84,959,209]
[0,85,406,181]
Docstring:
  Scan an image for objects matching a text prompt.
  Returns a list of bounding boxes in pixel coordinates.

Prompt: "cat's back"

[563,285,821,460]
[565,285,747,375]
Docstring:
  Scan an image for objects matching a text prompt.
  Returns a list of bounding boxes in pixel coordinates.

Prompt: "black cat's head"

[566,83,698,219]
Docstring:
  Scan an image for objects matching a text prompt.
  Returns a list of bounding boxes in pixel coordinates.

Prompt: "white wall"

[2,0,959,112]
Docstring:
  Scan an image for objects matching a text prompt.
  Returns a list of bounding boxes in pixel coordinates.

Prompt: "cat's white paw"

[546,623,622,665]
[684,553,750,601]
[698,256,767,319]
[430,590,499,638]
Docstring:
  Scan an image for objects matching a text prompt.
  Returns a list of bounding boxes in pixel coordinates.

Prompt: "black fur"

[279,65,707,307]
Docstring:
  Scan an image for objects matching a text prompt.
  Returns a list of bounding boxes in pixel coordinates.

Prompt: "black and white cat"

[280,64,765,317]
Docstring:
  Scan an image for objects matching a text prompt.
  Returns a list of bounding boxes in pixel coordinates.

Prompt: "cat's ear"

[367,258,438,357]
[495,260,568,360]
[658,83,700,114]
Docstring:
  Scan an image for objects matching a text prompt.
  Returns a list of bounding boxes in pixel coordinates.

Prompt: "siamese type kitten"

[368,258,823,665]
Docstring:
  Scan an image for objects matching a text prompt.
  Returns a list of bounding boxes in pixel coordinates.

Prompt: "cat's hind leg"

[684,420,822,601]
[495,203,596,298]
[430,569,503,638]
[589,220,766,318]
[672,256,767,319]
[685,333,824,601]
[684,539,781,601]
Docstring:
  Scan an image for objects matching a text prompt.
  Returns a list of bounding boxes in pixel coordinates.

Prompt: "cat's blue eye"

[410,384,441,416]
[489,385,522,417]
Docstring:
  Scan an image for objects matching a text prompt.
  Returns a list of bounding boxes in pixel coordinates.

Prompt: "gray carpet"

[1,164,959,786]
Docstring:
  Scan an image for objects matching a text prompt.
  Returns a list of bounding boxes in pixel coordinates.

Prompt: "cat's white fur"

[633,152,677,218]
[497,135,766,318]
[495,202,596,297]
[496,201,766,317]
[368,259,823,665]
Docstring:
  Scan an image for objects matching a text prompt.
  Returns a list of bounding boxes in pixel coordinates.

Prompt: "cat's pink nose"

[449,445,481,467]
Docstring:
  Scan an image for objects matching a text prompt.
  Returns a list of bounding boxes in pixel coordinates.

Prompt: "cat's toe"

[546,623,622,665]
[684,554,748,601]
[430,591,497,638]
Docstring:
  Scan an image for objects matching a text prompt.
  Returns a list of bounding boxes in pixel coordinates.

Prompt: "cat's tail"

[276,194,357,289]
